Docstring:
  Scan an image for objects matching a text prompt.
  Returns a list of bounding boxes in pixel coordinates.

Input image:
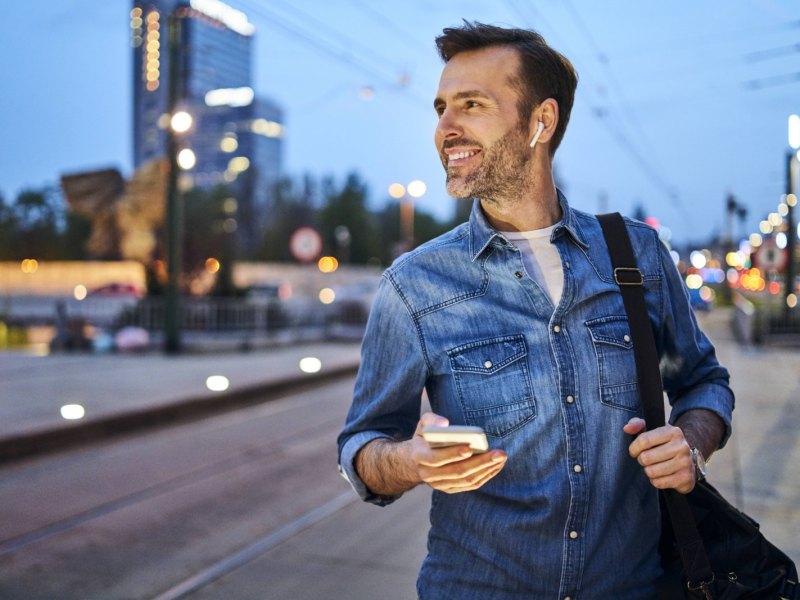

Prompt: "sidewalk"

[693,308,800,562]
[0,340,362,461]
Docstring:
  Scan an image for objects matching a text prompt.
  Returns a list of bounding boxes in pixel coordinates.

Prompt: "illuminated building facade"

[131,0,284,253]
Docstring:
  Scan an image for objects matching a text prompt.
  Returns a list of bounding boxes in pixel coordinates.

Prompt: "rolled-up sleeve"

[656,239,734,447]
[337,274,428,505]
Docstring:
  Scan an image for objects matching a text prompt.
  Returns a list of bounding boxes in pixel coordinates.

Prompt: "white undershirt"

[502,223,564,306]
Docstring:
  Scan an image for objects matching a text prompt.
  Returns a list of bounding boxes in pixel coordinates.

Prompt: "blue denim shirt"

[338,194,734,600]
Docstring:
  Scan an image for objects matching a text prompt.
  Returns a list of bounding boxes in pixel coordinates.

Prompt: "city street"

[0,309,797,599]
[0,376,429,600]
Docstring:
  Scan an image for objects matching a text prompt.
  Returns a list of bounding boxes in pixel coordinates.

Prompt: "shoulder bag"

[597,212,798,599]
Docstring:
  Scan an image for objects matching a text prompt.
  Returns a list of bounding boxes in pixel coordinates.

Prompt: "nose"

[435,107,462,144]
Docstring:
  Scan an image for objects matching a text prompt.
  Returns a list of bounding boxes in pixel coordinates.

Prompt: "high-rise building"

[131,0,284,254]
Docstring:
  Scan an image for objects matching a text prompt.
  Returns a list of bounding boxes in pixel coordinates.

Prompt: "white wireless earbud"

[529,121,545,147]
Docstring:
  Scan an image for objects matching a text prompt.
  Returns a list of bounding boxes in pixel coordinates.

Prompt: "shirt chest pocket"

[585,316,640,412]
[447,334,536,438]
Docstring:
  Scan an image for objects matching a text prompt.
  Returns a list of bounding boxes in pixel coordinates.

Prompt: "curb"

[0,362,359,463]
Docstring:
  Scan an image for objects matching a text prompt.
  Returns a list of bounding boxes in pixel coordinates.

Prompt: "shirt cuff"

[338,431,403,506]
[668,382,734,449]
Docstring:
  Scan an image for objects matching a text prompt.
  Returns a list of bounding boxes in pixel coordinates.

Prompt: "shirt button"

[565,597,572,600]
[484,360,493,369]
[623,334,631,343]
[566,395,574,404]
[569,531,579,540]
[514,271,523,279]
[573,464,583,473]
[565,261,571,269]
[553,325,561,333]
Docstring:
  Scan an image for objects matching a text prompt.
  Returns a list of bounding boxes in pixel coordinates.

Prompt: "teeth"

[448,150,477,162]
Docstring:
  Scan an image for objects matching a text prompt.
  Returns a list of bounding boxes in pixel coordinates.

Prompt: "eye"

[465,100,481,109]
[434,103,446,118]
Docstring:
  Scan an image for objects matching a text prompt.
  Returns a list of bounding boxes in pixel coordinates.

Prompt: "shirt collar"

[468,189,589,262]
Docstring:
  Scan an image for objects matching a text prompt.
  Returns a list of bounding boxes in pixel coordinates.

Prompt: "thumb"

[415,412,449,435]
[623,417,647,435]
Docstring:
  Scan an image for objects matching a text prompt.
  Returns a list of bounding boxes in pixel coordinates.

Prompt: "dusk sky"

[1,1,799,246]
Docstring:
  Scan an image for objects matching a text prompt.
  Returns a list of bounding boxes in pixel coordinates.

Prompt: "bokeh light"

[206,375,230,392]
[318,256,339,273]
[205,258,220,273]
[60,404,86,420]
[299,357,322,373]
[319,288,336,304]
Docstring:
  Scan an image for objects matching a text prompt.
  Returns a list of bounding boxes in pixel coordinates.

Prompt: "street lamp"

[389,180,426,253]
[164,12,186,354]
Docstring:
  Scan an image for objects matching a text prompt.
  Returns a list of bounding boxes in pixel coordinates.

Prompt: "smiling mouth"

[447,149,480,166]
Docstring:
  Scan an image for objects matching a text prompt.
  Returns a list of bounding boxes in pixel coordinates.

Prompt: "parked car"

[88,283,145,298]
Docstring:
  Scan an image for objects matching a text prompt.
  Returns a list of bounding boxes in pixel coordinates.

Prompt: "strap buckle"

[614,267,643,286]
[687,574,715,600]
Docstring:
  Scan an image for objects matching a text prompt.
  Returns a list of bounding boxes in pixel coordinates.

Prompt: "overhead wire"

[234,0,430,107]
[562,0,661,165]
[349,0,428,53]
[503,0,687,217]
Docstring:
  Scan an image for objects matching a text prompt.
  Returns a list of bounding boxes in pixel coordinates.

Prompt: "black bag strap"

[597,212,716,593]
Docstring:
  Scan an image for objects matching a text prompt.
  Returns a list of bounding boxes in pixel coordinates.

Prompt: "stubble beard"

[444,123,533,210]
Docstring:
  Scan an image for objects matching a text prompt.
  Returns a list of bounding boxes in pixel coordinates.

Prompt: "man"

[338,21,733,599]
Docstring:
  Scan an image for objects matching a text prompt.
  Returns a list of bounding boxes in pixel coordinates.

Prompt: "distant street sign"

[753,237,788,272]
[290,227,323,263]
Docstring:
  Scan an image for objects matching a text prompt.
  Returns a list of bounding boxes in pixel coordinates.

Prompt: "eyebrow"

[433,89,493,110]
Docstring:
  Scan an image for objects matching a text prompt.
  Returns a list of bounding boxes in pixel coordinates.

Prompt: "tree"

[258,174,318,262]
[0,193,18,259]
[182,185,235,289]
[11,188,62,259]
[318,172,378,264]
[60,212,92,260]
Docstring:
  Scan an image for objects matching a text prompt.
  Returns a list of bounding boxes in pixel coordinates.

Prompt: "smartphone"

[421,425,488,453]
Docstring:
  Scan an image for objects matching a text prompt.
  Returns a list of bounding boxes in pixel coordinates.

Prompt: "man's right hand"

[410,412,507,494]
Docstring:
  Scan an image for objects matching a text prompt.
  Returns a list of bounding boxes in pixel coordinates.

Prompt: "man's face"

[434,46,532,201]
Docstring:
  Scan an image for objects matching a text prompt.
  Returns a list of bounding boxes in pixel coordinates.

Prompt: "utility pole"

[785,151,797,321]
[722,193,738,305]
[164,12,183,354]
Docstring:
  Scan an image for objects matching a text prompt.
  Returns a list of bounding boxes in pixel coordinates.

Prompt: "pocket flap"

[585,316,633,349]
[448,334,527,374]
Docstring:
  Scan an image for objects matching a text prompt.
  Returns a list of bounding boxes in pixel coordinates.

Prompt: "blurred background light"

[60,404,85,420]
[689,251,707,269]
[407,180,427,198]
[319,288,335,304]
[205,257,220,273]
[177,148,196,170]
[205,375,230,392]
[388,183,405,199]
[299,357,322,373]
[170,111,192,133]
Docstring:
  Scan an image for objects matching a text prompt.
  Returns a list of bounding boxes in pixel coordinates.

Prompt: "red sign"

[290,227,323,263]
[753,238,788,272]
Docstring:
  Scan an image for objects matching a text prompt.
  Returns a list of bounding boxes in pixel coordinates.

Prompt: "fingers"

[412,413,507,494]
[623,417,646,436]
[627,424,682,459]
[421,451,507,494]
[628,424,696,494]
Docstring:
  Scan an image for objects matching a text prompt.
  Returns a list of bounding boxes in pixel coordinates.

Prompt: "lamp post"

[164,12,187,354]
[388,180,426,253]
[785,115,800,319]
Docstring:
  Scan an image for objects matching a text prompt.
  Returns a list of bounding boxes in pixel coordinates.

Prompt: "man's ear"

[529,98,559,145]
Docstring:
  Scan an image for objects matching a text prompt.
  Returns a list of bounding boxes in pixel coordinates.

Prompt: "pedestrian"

[338,21,734,599]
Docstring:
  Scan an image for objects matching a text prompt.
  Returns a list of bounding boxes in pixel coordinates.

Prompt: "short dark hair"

[435,21,578,154]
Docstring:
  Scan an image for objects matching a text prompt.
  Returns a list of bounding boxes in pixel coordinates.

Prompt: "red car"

[87,283,145,298]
